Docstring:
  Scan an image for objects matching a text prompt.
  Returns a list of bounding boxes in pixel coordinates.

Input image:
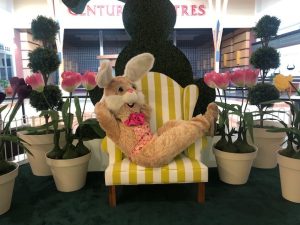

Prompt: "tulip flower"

[25,72,45,92]
[16,84,32,102]
[61,71,82,92]
[273,74,293,92]
[230,69,259,88]
[204,71,218,89]
[204,71,230,90]
[81,71,97,91]
[9,77,26,98]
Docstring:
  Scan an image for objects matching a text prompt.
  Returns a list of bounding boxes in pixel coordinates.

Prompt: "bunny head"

[96,53,155,116]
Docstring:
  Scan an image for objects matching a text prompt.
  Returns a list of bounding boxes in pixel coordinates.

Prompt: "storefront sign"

[67,1,206,17]
[57,0,210,29]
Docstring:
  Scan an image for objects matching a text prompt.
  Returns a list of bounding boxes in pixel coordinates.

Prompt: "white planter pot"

[0,162,19,215]
[277,153,300,203]
[18,131,65,176]
[213,146,257,185]
[83,139,108,171]
[248,121,286,169]
[46,152,91,192]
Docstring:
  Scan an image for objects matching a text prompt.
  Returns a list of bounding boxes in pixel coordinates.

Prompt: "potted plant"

[0,78,32,215]
[248,15,285,169]
[17,15,64,176]
[204,69,259,185]
[266,74,300,203]
[45,70,103,192]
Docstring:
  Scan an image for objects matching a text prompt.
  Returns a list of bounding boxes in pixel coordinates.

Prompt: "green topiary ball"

[248,83,280,106]
[253,15,281,40]
[250,46,280,71]
[31,15,60,44]
[28,47,60,78]
[29,85,63,111]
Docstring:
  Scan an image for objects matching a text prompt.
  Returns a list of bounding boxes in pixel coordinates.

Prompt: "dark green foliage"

[122,0,176,40]
[253,15,281,46]
[31,15,60,46]
[248,83,280,106]
[250,46,280,71]
[28,47,60,83]
[193,78,216,115]
[88,86,103,105]
[115,40,194,87]
[75,118,106,140]
[29,85,63,111]
[114,0,214,114]
[0,161,16,176]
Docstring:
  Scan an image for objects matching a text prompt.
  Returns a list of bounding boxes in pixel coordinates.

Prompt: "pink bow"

[124,113,145,126]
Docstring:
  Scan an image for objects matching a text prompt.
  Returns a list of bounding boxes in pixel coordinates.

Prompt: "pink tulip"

[204,71,218,89]
[61,71,82,93]
[215,72,230,90]
[244,69,259,87]
[81,71,97,91]
[204,71,230,90]
[25,72,45,93]
[230,69,259,87]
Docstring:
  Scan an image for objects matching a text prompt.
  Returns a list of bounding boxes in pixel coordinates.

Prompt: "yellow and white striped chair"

[101,72,208,206]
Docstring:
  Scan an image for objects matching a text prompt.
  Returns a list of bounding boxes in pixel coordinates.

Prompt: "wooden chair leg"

[108,186,116,207]
[197,182,205,203]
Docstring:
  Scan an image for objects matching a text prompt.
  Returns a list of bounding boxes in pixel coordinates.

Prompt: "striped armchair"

[102,72,208,206]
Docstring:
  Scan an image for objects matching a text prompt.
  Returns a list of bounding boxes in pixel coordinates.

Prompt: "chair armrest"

[184,136,208,161]
[101,137,123,164]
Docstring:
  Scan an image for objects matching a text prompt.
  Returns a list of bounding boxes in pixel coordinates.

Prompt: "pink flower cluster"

[25,71,97,93]
[204,69,260,90]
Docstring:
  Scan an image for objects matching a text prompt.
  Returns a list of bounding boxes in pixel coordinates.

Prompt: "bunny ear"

[124,53,155,82]
[96,60,113,88]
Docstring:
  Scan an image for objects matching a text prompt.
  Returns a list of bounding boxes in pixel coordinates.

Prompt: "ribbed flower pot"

[0,162,19,215]
[277,152,300,203]
[213,145,257,185]
[17,131,65,176]
[46,152,91,192]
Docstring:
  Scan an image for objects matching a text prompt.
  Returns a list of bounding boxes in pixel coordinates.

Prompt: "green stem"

[216,89,223,104]
[0,101,22,160]
[42,91,52,110]
[223,90,230,136]
[81,91,89,118]
[68,92,72,139]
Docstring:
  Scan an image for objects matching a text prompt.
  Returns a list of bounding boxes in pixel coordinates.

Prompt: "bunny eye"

[118,87,124,93]
[131,84,137,90]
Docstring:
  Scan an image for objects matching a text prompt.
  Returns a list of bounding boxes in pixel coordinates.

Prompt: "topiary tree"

[250,15,281,83]
[249,15,281,127]
[28,15,63,123]
[89,0,215,115]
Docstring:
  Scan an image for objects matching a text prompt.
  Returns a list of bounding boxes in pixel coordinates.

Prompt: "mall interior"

[1,0,300,224]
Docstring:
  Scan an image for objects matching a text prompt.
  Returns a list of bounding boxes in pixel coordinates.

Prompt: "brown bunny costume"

[95,53,218,167]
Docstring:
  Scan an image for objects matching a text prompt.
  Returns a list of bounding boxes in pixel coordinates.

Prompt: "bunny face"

[96,53,155,116]
[104,76,145,115]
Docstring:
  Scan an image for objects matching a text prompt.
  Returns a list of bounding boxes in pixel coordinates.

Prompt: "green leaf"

[244,112,254,142]
[62,99,70,128]
[0,104,8,114]
[74,96,82,124]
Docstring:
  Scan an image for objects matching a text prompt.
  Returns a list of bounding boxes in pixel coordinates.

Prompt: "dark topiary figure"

[116,0,214,115]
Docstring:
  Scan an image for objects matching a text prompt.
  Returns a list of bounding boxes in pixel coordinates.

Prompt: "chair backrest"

[135,72,199,131]
[102,72,200,162]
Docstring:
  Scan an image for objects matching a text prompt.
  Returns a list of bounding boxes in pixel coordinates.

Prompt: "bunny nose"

[127,88,134,93]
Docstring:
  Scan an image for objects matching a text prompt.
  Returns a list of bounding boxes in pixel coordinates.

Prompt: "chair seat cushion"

[105,154,208,185]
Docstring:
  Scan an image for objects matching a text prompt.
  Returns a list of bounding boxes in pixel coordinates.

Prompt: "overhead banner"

[56,0,210,29]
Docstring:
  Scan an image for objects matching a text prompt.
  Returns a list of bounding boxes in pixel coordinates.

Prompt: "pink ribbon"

[124,113,145,126]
